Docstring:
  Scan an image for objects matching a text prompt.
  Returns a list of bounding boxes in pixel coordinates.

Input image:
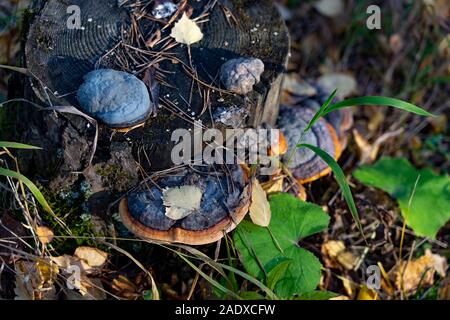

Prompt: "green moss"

[40,188,106,253]
[96,163,134,192]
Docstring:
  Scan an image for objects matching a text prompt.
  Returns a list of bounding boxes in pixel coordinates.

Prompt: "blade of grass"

[0,141,41,150]
[175,252,242,300]
[324,96,434,117]
[296,144,365,241]
[218,263,279,300]
[0,167,69,233]
[304,89,337,132]
[306,96,434,131]
[286,90,337,166]
[163,243,278,300]
[0,64,29,75]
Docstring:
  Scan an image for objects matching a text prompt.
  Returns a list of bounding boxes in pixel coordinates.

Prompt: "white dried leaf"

[170,13,203,45]
[165,206,195,220]
[249,179,271,227]
[163,185,203,220]
[313,0,344,17]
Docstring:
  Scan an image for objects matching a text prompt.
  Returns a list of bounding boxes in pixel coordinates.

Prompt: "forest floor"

[0,0,449,300]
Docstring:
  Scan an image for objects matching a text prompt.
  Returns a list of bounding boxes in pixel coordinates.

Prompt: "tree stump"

[3,0,289,215]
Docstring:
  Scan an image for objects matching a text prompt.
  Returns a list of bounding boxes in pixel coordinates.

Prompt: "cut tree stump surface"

[4,0,289,214]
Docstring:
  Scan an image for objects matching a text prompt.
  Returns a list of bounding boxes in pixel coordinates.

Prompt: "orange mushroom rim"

[118,166,252,246]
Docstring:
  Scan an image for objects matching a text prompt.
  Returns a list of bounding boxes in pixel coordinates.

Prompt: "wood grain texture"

[4,0,289,220]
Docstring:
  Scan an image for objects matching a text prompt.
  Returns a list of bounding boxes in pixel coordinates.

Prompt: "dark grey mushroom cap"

[76,69,152,128]
[220,57,265,95]
[278,106,339,182]
[127,165,247,232]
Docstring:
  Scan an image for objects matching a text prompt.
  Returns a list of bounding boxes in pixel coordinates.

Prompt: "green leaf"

[0,141,41,150]
[297,144,364,239]
[234,193,329,298]
[266,259,292,290]
[354,157,450,238]
[0,167,54,215]
[239,291,265,300]
[296,291,340,300]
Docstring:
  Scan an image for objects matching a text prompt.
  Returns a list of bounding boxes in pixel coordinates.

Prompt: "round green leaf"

[234,193,329,298]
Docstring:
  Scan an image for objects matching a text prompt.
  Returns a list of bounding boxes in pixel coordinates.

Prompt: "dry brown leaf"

[170,13,203,45]
[353,129,378,164]
[261,177,284,194]
[14,259,58,300]
[268,131,288,157]
[389,34,403,54]
[439,275,450,300]
[322,240,358,270]
[395,249,448,293]
[36,226,54,245]
[112,275,141,300]
[78,277,107,300]
[249,179,271,227]
[353,129,404,164]
[74,247,108,270]
[341,277,356,298]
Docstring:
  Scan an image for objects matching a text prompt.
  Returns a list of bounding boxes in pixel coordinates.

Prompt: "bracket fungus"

[76,69,153,129]
[277,106,342,184]
[119,165,251,245]
[220,58,265,95]
[277,78,353,183]
[17,0,289,244]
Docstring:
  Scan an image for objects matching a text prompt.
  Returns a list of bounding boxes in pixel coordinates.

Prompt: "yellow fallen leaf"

[14,259,58,300]
[170,13,203,45]
[36,226,54,245]
[357,285,378,300]
[249,179,271,227]
[322,240,358,270]
[395,249,448,293]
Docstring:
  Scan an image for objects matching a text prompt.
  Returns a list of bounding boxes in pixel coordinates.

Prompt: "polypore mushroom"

[277,106,342,184]
[152,0,179,19]
[119,165,251,245]
[76,69,153,129]
[220,57,265,95]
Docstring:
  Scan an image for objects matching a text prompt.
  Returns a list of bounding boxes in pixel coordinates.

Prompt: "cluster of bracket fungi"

[24,0,351,245]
